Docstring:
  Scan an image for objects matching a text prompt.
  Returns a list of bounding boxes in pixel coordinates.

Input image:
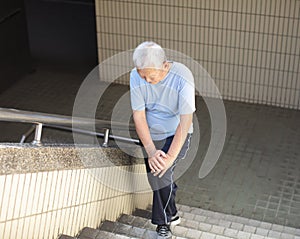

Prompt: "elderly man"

[130,41,196,238]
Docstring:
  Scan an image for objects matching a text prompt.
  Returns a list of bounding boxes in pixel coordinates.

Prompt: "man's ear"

[163,61,168,70]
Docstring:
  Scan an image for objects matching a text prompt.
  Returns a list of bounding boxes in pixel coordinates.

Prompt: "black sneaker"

[170,214,181,226]
[156,224,172,238]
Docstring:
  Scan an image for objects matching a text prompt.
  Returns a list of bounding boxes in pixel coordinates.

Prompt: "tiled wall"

[0,166,151,239]
[95,0,300,109]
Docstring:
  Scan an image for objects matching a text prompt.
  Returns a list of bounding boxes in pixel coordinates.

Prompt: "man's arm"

[155,113,193,177]
[132,110,167,172]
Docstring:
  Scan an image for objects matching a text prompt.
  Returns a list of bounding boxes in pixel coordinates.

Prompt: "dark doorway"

[0,0,98,94]
[25,0,98,72]
[0,0,32,92]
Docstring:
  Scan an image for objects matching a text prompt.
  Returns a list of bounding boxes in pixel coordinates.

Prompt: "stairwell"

[58,204,300,239]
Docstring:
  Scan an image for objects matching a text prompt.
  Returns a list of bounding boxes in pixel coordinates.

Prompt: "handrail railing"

[0,107,139,146]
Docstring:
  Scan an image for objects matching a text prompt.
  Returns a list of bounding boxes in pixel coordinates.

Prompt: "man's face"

[137,68,166,84]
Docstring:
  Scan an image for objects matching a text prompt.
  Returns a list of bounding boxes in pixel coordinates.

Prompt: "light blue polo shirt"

[130,62,196,141]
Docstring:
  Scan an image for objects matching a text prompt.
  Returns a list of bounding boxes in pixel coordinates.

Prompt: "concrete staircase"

[59,204,300,239]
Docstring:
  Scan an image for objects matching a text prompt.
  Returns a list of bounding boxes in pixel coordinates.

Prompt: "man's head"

[133,41,169,84]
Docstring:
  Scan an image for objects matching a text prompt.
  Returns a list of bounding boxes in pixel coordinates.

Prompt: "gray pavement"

[0,66,299,229]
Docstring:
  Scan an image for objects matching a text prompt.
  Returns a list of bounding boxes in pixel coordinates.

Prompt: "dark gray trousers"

[144,134,192,225]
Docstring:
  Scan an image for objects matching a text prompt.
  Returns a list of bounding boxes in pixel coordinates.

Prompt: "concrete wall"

[0,145,152,239]
[95,0,300,109]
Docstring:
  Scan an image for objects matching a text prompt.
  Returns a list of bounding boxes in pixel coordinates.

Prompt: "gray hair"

[132,41,167,69]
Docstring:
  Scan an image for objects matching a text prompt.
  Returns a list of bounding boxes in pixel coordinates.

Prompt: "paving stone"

[100,221,117,232]
[132,217,148,228]
[199,222,212,232]
[185,228,201,239]
[118,214,135,225]
[255,228,269,237]
[259,222,273,230]
[194,214,207,222]
[180,218,188,225]
[223,228,239,238]
[243,225,257,234]
[114,234,132,239]
[210,225,225,235]
[190,208,205,215]
[237,231,252,239]
[280,232,294,239]
[185,219,199,229]
[218,219,231,228]
[213,212,227,220]
[215,236,232,239]
[183,212,195,220]
[128,226,146,238]
[267,230,281,238]
[202,210,218,218]
[233,216,249,225]
[201,231,216,239]
[132,209,151,219]
[271,224,284,232]
[142,230,157,239]
[230,222,244,230]
[179,205,192,212]
[249,234,265,239]
[173,225,188,237]
[114,223,132,235]
[95,231,131,239]
[282,226,296,235]
[224,214,238,222]
[205,217,220,225]
[144,220,156,231]
[248,219,262,227]
[78,227,100,239]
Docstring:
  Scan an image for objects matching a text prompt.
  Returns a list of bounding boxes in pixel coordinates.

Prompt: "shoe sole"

[170,216,181,226]
[157,234,172,239]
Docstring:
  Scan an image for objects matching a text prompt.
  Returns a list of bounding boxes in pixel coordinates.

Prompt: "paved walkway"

[0,66,299,230]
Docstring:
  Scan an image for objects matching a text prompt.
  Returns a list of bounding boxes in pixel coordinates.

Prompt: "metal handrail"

[0,107,139,146]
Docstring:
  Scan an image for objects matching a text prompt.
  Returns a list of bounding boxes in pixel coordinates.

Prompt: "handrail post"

[32,123,43,145]
[20,125,36,144]
[102,128,110,147]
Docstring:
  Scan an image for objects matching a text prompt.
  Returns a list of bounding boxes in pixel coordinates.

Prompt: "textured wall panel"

[96,0,300,109]
[0,166,151,239]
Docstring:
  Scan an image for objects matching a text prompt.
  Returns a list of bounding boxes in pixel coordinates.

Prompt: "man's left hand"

[153,154,176,178]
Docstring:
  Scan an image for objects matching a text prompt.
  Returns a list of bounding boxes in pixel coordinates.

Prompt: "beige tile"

[0,176,6,221]
[1,174,12,221]
[3,221,12,239]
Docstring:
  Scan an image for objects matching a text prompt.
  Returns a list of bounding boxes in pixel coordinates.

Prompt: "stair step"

[77,226,135,239]
[57,234,74,239]
[101,218,236,239]
[117,214,233,239]
[58,204,300,239]
[100,220,156,239]
[132,208,152,219]
[123,205,300,239]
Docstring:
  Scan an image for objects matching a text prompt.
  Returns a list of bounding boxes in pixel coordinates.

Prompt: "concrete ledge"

[0,143,144,175]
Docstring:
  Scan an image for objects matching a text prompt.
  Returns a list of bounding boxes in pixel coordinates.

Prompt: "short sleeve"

[178,76,196,115]
[130,70,145,111]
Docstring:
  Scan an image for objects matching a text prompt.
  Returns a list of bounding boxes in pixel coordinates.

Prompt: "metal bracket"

[32,123,43,145]
[102,128,110,147]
